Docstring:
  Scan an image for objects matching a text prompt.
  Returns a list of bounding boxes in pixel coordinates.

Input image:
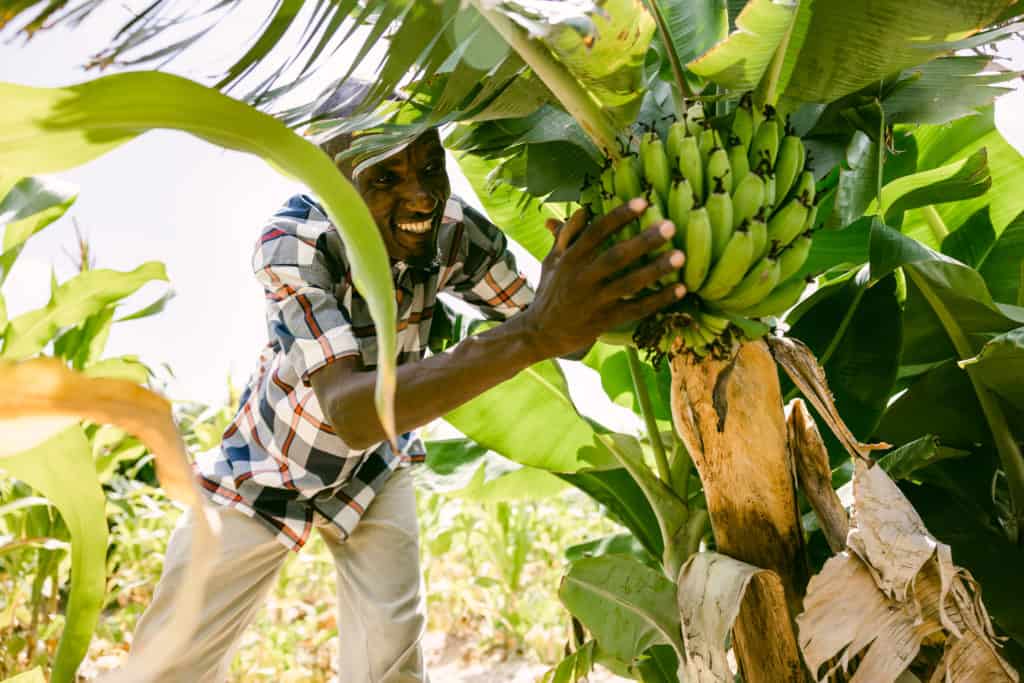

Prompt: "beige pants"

[131,468,428,683]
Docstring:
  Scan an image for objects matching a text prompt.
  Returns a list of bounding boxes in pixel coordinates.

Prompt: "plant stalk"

[472,3,622,158]
[641,0,693,112]
[921,205,950,243]
[626,348,674,487]
[907,267,1024,544]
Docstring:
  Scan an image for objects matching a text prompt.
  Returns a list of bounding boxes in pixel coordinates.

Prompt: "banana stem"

[908,267,1024,544]
[472,3,621,159]
[641,0,693,113]
[922,205,950,243]
[626,347,674,487]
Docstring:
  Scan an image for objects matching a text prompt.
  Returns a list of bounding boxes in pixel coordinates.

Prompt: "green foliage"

[0,72,399,436]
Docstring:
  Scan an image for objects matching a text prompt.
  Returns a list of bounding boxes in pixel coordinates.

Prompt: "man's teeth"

[397,219,432,233]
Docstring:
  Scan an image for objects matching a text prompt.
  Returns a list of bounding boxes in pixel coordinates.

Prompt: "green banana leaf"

[876,435,970,482]
[0,176,77,286]
[961,327,1024,406]
[877,147,992,224]
[417,437,567,501]
[544,0,656,129]
[2,262,167,361]
[0,427,108,683]
[978,211,1024,305]
[454,152,557,261]
[559,555,684,665]
[779,0,1012,103]
[0,72,398,437]
[942,207,997,270]
[901,107,1024,247]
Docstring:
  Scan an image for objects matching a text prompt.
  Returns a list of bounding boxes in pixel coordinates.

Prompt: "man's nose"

[403,186,437,214]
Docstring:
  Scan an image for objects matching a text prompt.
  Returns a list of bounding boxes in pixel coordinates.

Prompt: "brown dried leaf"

[677,552,791,683]
[767,336,890,462]
[0,359,222,683]
[796,462,1018,683]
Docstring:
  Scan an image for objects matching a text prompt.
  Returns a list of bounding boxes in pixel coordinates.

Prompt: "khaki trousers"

[130,468,428,683]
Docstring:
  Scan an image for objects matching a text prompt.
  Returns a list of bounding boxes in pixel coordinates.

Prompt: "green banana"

[677,136,704,203]
[692,321,717,346]
[697,311,730,335]
[698,226,755,300]
[774,131,805,204]
[803,202,819,233]
[706,178,734,261]
[682,325,707,356]
[683,207,713,291]
[640,132,671,200]
[668,177,695,250]
[686,101,705,137]
[736,277,809,318]
[791,170,816,206]
[731,173,766,229]
[777,232,812,283]
[600,165,617,201]
[764,172,776,210]
[614,155,643,203]
[749,112,779,173]
[727,139,750,188]
[699,128,721,168]
[766,198,810,251]
[713,256,781,311]
[749,211,769,261]
[667,120,688,167]
[706,145,732,195]
[731,95,755,149]
[579,179,604,216]
[639,192,666,231]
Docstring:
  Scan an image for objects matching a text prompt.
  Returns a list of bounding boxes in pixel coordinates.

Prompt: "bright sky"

[2,5,1024,422]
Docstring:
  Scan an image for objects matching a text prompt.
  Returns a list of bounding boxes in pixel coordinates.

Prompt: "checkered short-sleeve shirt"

[194,194,534,551]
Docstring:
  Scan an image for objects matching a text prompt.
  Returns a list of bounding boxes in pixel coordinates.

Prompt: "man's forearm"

[319,313,546,449]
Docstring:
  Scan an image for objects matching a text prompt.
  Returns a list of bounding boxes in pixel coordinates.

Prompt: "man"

[130,85,685,682]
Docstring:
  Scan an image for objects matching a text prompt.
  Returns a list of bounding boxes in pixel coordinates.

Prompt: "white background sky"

[2,4,1024,415]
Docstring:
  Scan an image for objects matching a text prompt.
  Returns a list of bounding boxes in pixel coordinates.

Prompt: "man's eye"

[373,172,398,186]
[424,162,443,174]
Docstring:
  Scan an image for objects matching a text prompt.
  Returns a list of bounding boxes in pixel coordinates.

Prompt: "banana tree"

[4,0,1024,681]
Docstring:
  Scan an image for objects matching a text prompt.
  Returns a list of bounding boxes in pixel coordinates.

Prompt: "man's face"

[348,131,451,268]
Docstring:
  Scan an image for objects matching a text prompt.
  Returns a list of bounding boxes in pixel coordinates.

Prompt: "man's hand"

[523,197,687,360]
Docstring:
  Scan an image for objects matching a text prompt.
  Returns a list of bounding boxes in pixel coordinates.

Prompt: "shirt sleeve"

[442,202,535,320]
[253,217,360,385]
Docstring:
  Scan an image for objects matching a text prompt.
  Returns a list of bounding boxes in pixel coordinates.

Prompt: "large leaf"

[583,343,673,423]
[979,210,1024,305]
[876,147,991,224]
[961,327,1024,406]
[0,176,77,285]
[780,0,1013,103]
[686,0,797,92]
[0,426,107,683]
[565,532,660,570]
[559,555,684,664]
[455,152,556,260]
[901,107,1024,248]
[444,359,613,473]
[558,468,665,561]
[2,263,167,361]
[786,267,903,440]
[544,0,656,128]
[0,72,398,438]
[417,437,567,501]
[644,0,728,97]
[834,117,884,228]
[875,435,970,482]
[942,206,998,270]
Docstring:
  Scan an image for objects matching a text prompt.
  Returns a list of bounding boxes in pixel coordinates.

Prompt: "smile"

[396,219,433,234]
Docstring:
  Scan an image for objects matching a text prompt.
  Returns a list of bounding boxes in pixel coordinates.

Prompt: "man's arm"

[312,199,686,450]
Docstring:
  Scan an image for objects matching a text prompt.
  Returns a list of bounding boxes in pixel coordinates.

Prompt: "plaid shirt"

[194,193,534,551]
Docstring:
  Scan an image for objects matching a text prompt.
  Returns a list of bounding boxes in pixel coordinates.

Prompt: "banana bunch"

[579,94,819,359]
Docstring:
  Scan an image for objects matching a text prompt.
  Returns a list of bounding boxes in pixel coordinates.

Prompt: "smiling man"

[129,82,686,682]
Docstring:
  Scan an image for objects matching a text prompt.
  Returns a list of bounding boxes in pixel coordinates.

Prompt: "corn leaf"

[0,358,221,683]
[0,72,398,439]
[2,262,167,361]
[0,427,107,683]
[0,176,77,285]
[686,0,797,92]
[780,0,1013,103]
[0,668,46,683]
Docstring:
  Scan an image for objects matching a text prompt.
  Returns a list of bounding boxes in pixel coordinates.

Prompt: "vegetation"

[3,1,1024,681]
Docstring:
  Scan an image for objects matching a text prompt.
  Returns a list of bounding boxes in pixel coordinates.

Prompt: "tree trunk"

[670,339,809,682]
